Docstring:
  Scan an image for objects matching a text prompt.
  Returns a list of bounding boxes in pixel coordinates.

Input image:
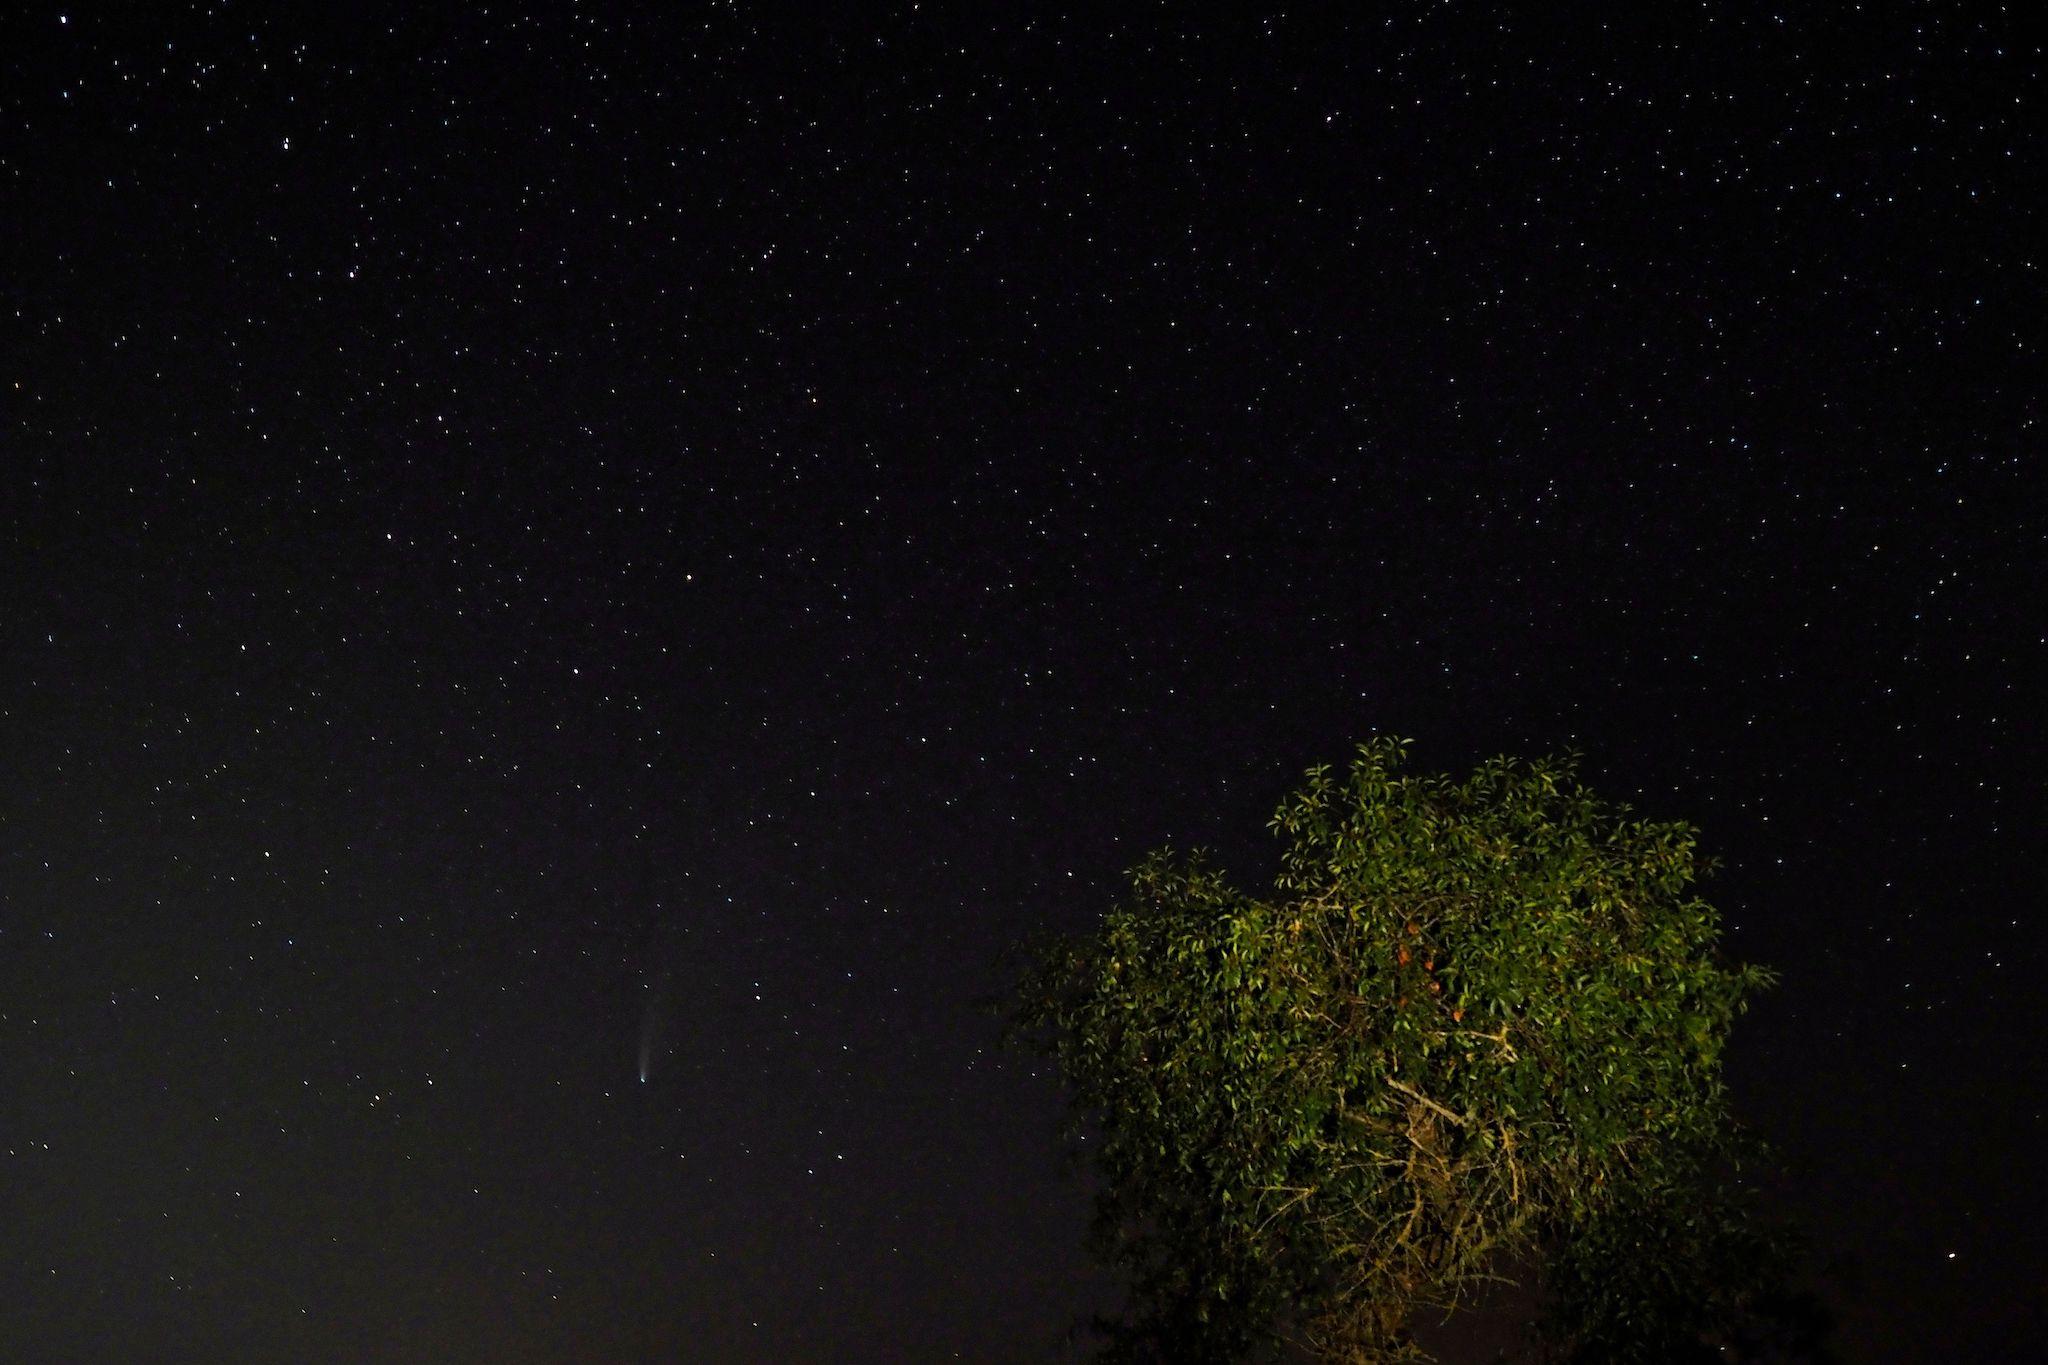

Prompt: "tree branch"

[1386,1078,1468,1127]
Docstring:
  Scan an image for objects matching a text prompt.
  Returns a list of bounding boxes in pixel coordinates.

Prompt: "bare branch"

[1386,1078,1468,1127]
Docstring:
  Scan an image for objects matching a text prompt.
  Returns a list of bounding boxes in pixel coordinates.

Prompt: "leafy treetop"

[1017,739,1773,1362]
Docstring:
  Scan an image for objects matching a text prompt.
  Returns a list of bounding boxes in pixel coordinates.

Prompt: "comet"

[637,968,670,1084]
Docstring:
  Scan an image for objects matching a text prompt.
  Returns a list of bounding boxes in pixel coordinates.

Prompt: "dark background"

[2,4,2038,1361]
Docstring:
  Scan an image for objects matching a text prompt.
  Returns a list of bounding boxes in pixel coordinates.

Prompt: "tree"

[1014,739,1777,1362]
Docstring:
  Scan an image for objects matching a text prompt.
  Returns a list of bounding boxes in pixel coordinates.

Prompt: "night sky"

[3,5,2039,1362]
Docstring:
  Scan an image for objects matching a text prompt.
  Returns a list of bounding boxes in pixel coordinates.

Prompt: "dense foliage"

[1017,740,1775,1361]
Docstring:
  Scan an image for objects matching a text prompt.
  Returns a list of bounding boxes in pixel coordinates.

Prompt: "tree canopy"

[1015,739,1777,1362]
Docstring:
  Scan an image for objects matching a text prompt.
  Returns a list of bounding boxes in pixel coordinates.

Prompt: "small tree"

[1016,739,1775,1362]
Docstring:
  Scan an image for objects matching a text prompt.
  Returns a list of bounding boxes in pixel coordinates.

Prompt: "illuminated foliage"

[1017,740,1774,1362]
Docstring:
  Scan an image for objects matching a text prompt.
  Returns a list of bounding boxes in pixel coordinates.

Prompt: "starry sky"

[2,5,2039,1362]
